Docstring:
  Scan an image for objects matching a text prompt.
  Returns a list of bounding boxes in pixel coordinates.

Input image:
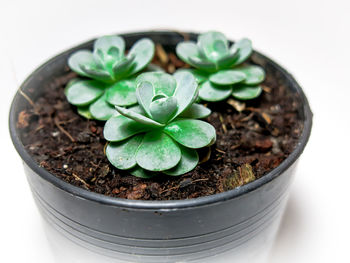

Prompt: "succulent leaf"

[65,79,105,106]
[68,50,98,77]
[199,81,232,101]
[104,115,153,142]
[129,166,157,178]
[175,68,208,84]
[106,134,143,170]
[136,72,177,117]
[89,93,118,120]
[175,41,201,65]
[115,105,164,127]
[236,65,265,85]
[77,106,93,119]
[171,71,198,120]
[137,72,177,97]
[127,38,155,75]
[231,38,253,66]
[232,85,262,100]
[135,81,154,117]
[94,35,125,57]
[106,79,137,107]
[112,54,136,80]
[197,31,229,62]
[188,56,217,72]
[164,119,216,149]
[93,35,125,69]
[216,48,239,69]
[149,97,178,124]
[80,65,113,82]
[179,103,211,119]
[136,130,181,171]
[209,70,246,86]
[164,146,199,176]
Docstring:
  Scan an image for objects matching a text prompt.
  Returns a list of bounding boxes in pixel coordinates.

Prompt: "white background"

[1,0,350,262]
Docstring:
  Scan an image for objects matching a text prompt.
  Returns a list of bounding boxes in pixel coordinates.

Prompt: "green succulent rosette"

[65,35,155,120]
[103,71,215,177]
[176,31,265,102]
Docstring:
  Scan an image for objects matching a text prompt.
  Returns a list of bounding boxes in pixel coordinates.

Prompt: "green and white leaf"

[136,131,181,171]
[128,38,155,75]
[112,55,136,80]
[216,48,239,69]
[129,166,157,178]
[171,71,199,120]
[232,85,262,100]
[104,115,152,142]
[149,97,178,124]
[136,72,177,116]
[94,35,125,60]
[164,146,199,176]
[106,134,143,170]
[188,56,217,72]
[175,68,208,84]
[115,105,164,127]
[68,50,98,77]
[236,65,265,85]
[77,106,93,119]
[175,41,201,65]
[209,69,246,85]
[80,65,113,82]
[164,119,216,149]
[89,93,118,120]
[199,80,232,102]
[106,79,137,107]
[197,31,229,62]
[179,103,211,119]
[137,72,176,97]
[65,79,105,106]
[93,35,125,69]
[231,38,253,66]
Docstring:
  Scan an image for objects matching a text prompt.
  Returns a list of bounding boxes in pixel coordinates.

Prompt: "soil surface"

[17,46,304,200]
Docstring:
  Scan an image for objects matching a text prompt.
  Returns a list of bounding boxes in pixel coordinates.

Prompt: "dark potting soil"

[17,46,303,200]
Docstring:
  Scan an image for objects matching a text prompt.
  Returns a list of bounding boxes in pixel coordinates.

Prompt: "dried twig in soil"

[54,117,76,142]
[72,173,90,188]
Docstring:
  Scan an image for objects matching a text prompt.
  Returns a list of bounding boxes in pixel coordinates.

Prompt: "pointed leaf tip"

[115,105,164,127]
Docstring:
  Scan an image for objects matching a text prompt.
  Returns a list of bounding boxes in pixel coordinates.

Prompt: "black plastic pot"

[9,31,312,262]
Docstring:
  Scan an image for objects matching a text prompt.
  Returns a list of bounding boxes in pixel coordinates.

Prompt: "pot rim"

[9,30,313,210]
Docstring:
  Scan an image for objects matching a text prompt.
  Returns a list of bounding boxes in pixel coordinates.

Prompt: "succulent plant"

[65,35,155,120]
[176,31,265,102]
[103,71,216,177]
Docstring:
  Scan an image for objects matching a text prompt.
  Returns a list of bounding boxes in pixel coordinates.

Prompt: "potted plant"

[9,31,312,262]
